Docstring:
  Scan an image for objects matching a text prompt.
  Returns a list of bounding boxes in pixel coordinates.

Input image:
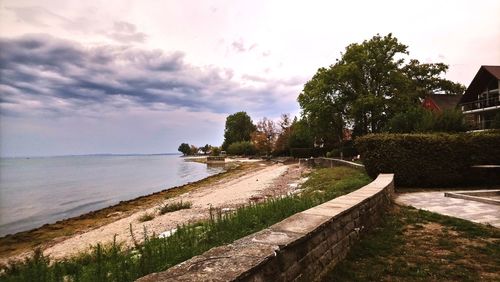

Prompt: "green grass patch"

[324,206,500,281]
[0,166,370,282]
[158,201,192,215]
[137,213,155,222]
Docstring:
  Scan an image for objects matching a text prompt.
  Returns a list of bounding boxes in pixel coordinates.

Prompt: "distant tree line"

[177,143,220,156]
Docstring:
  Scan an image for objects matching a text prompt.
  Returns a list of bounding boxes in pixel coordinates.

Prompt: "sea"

[0,154,224,237]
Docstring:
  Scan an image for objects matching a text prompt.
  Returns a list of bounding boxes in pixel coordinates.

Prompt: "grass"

[158,201,192,215]
[137,213,155,222]
[0,166,370,282]
[324,206,500,281]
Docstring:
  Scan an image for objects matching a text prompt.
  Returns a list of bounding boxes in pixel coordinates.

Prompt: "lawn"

[324,205,500,281]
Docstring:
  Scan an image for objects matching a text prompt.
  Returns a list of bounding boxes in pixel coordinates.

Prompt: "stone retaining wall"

[137,173,394,282]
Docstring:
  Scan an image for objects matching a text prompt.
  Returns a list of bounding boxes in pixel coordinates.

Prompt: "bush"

[210,147,221,156]
[384,108,467,133]
[158,201,192,215]
[226,141,256,156]
[356,132,500,187]
[138,212,155,222]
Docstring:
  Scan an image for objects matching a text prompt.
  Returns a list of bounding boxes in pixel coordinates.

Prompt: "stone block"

[270,212,330,235]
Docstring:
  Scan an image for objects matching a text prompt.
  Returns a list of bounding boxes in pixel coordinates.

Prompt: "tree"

[189,145,198,155]
[227,141,256,156]
[274,114,292,155]
[200,144,211,155]
[222,111,256,150]
[298,33,465,141]
[288,117,314,149]
[211,146,221,156]
[178,143,191,156]
[251,117,277,156]
[384,107,467,133]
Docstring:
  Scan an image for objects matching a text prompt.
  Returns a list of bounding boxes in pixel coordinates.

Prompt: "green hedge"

[356,132,500,187]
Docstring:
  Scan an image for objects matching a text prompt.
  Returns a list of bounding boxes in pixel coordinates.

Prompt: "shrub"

[211,147,221,156]
[138,212,155,222]
[356,132,500,187]
[384,108,467,133]
[158,201,192,215]
[226,141,256,156]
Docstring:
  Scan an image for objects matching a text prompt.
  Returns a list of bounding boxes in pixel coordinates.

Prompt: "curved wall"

[138,173,394,282]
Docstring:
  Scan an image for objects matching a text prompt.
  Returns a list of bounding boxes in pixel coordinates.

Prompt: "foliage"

[177,143,191,156]
[226,141,256,156]
[200,144,211,155]
[138,213,155,222]
[189,145,198,155]
[326,140,358,158]
[356,133,500,187]
[325,206,500,281]
[274,114,292,156]
[158,201,192,215]
[210,146,221,156]
[0,167,370,282]
[384,107,467,133]
[298,33,465,142]
[288,118,314,149]
[251,117,278,156]
[221,112,256,150]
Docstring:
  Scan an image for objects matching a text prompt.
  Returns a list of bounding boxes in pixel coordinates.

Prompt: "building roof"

[424,94,462,111]
[460,65,500,103]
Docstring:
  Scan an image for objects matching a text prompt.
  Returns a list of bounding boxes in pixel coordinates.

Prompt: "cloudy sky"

[1,0,499,157]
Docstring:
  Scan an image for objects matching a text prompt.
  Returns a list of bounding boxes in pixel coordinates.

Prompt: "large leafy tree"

[251,117,278,156]
[298,33,465,142]
[178,143,191,155]
[221,111,256,150]
[288,117,314,149]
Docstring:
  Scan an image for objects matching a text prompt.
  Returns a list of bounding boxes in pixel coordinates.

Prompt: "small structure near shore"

[207,156,225,164]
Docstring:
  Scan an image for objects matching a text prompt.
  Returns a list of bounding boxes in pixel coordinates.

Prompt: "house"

[459,66,500,130]
[422,94,462,112]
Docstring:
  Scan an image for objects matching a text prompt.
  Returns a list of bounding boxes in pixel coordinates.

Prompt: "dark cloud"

[0,34,299,120]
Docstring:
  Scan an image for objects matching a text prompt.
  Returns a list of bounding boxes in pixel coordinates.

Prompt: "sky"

[1,0,499,157]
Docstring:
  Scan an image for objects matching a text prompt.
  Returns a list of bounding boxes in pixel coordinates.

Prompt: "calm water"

[0,154,224,237]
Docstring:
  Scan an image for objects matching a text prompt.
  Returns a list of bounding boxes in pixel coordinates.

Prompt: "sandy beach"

[1,160,308,264]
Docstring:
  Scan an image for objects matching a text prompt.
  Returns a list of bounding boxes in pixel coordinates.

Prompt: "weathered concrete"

[396,191,500,228]
[137,174,394,282]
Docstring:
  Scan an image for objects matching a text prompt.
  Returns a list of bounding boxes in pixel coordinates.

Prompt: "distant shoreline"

[1,153,182,159]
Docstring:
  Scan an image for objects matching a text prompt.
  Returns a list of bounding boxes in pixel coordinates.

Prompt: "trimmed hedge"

[356,132,500,187]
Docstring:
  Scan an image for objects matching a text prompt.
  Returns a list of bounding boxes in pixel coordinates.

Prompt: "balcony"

[460,96,500,113]
[466,119,496,131]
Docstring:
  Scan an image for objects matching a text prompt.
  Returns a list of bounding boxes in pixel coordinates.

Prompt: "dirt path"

[3,162,307,262]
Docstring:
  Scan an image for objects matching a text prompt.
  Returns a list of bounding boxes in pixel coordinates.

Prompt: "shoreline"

[0,161,258,261]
